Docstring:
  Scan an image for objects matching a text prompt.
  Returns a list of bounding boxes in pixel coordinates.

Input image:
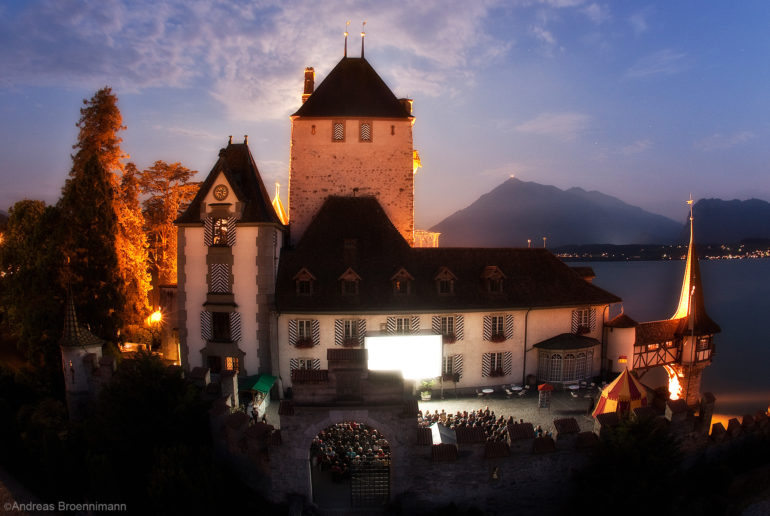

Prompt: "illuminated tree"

[117,163,152,325]
[139,161,199,285]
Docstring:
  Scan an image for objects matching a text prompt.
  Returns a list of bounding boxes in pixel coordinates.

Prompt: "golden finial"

[361,21,366,58]
[344,20,350,57]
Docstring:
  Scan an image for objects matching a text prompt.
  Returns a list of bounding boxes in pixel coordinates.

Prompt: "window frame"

[212,218,229,247]
[212,312,231,342]
[395,317,411,334]
[332,120,345,142]
[359,120,372,142]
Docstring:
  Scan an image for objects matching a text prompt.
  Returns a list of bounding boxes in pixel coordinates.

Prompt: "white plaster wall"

[606,327,635,372]
[233,226,260,374]
[288,117,414,244]
[182,227,207,369]
[276,306,608,391]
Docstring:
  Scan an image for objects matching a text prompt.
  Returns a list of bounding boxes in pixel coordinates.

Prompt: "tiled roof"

[224,411,249,430]
[292,58,411,118]
[416,427,433,446]
[666,399,688,415]
[176,143,284,225]
[507,422,535,441]
[571,266,595,280]
[553,418,580,435]
[402,400,419,417]
[595,412,620,427]
[636,320,680,345]
[431,443,458,462]
[632,406,658,421]
[484,441,511,459]
[533,333,600,351]
[455,426,486,444]
[60,296,104,348]
[291,369,329,383]
[605,313,638,328]
[276,197,622,313]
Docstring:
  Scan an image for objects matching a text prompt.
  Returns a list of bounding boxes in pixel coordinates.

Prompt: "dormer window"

[293,267,316,296]
[332,121,345,142]
[434,266,456,296]
[212,218,229,246]
[359,121,372,142]
[338,267,361,296]
[391,267,414,295]
[481,266,506,294]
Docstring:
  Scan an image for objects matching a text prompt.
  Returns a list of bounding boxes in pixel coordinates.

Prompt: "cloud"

[514,112,590,141]
[155,125,220,141]
[582,3,610,24]
[694,131,756,151]
[620,139,652,155]
[625,49,687,78]
[628,7,653,35]
[0,0,509,120]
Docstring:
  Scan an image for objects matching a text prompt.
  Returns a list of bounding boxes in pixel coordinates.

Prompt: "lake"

[586,259,770,421]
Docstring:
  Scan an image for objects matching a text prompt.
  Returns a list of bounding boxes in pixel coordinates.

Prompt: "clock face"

[213,184,228,201]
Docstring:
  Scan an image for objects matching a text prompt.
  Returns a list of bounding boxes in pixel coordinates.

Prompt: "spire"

[271,182,288,225]
[344,20,350,57]
[60,291,104,348]
[361,21,366,58]
[671,197,721,335]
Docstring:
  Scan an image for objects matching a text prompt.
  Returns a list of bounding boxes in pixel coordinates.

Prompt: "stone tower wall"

[288,117,414,245]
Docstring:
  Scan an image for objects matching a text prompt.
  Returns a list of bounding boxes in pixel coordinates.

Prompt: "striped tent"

[592,368,648,417]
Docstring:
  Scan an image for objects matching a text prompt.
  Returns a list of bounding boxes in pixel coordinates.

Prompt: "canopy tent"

[592,368,648,417]
[249,374,277,394]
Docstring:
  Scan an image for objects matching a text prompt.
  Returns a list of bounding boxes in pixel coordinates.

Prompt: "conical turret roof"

[60,295,105,348]
[670,208,721,336]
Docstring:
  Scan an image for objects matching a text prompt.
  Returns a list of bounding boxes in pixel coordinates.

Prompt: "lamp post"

[148,308,162,351]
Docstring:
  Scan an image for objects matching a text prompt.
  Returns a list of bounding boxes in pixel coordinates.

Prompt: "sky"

[1,0,768,227]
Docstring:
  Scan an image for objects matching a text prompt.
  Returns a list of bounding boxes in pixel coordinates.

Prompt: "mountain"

[430,178,682,247]
[684,198,770,244]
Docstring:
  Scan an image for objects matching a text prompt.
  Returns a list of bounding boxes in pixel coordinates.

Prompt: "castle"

[59,39,727,511]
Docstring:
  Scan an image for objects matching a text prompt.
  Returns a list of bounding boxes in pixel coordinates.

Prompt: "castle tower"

[60,295,105,420]
[175,139,286,376]
[288,51,416,245]
[666,202,721,406]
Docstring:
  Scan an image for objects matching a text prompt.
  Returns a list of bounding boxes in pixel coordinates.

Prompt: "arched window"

[539,352,549,381]
[564,353,576,382]
[549,354,562,382]
[575,352,587,380]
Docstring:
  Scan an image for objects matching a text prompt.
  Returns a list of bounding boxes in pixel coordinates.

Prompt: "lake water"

[585,259,770,421]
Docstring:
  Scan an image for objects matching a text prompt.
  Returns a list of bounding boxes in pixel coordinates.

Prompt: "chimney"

[399,98,413,115]
[302,67,315,104]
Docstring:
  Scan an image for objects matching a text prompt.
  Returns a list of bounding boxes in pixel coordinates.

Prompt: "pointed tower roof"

[292,57,411,118]
[670,204,721,336]
[271,182,288,225]
[60,295,105,348]
[176,142,284,225]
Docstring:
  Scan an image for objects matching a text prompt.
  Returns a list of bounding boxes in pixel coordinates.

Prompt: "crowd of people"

[310,422,391,483]
[417,407,515,442]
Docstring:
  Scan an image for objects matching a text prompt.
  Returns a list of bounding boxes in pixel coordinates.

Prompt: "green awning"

[250,374,277,394]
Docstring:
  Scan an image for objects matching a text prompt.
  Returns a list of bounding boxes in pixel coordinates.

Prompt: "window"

[295,358,314,370]
[359,121,372,142]
[442,356,454,375]
[225,356,240,372]
[647,343,660,351]
[212,312,231,341]
[297,320,312,340]
[332,121,345,141]
[481,266,505,294]
[572,308,593,334]
[212,218,229,246]
[491,316,504,339]
[488,278,503,293]
[441,316,455,336]
[489,352,503,370]
[342,280,358,295]
[575,352,586,380]
[395,317,411,334]
[344,320,358,340]
[438,279,453,295]
[563,354,576,382]
[207,355,222,374]
[297,280,312,295]
[549,354,562,382]
[697,336,711,350]
[391,267,413,295]
[394,280,408,294]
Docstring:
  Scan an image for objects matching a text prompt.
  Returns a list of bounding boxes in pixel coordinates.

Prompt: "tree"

[58,155,123,340]
[116,163,151,326]
[0,200,65,369]
[58,87,150,338]
[139,161,199,285]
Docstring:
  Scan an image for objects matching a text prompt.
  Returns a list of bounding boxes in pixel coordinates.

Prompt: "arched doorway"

[309,421,391,509]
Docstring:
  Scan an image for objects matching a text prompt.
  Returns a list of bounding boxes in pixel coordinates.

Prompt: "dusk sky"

[1,0,768,227]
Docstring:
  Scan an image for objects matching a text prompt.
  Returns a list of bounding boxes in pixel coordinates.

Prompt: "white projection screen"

[365,333,442,380]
